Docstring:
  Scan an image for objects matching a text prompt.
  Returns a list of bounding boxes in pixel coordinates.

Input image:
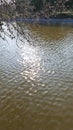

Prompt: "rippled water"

[0,24,73,130]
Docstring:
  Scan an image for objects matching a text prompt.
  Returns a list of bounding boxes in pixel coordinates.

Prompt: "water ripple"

[0,25,73,130]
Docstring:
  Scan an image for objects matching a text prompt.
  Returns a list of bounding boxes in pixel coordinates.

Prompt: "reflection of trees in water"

[0,21,31,43]
[0,0,16,39]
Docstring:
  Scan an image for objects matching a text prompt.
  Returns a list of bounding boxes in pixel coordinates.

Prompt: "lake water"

[0,24,73,130]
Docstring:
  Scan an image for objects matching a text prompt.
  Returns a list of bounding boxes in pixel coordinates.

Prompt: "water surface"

[0,24,73,130]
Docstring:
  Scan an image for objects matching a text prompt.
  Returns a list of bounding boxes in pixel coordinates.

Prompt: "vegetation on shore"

[15,0,73,19]
[0,0,73,20]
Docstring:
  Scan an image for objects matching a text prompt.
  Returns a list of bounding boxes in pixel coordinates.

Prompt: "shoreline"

[8,18,73,26]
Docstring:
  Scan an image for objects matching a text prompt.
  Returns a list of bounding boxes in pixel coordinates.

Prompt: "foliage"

[28,0,44,11]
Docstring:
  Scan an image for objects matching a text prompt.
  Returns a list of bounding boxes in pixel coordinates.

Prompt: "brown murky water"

[0,24,73,130]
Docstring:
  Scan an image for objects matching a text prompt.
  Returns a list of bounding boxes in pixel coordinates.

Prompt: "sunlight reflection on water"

[0,24,73,130]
